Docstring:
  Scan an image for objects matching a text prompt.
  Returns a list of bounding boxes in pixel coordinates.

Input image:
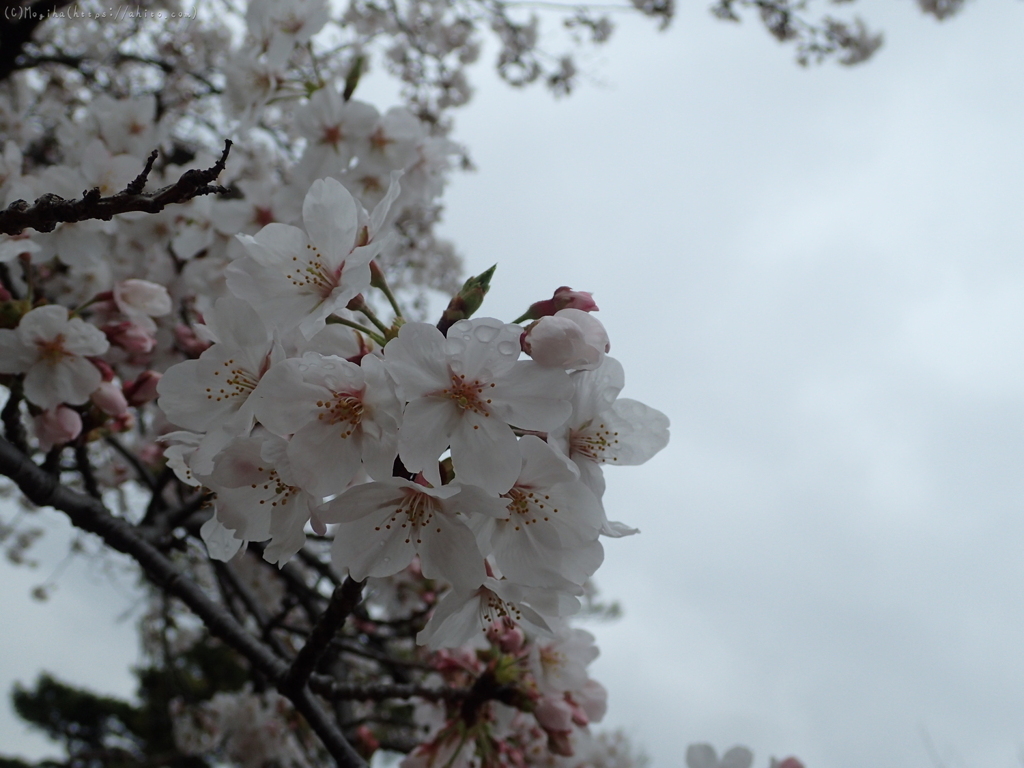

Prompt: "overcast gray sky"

[5,1,1024,766]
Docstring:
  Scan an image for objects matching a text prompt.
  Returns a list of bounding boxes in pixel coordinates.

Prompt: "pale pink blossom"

[251,352,401,496]
[202,430,321,566]
[91,380,129,417]
[113,279,172,324]
[0,305,109,409]
[158,297,280,474]
[384,318,574,494]
[534,695,573,733]
[529,626,599,696]
[321,479,504,588]
[523,308,610,371]
[472,436,603,589]
[416,578,581,649]
[228,176,396,338]
[549,356,669,536]
[33,406,83,450]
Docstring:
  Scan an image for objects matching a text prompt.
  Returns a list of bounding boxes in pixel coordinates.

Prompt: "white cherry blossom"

[321,478,506,588]
[0,305,109,409]
[251,352,401,497]
[549,356,670,535]
[384,318,574,494]
[472,436,604,588]
[157,297,280,474]
[228,177,391,338]
[416,578,582,649]
[202,430,322,566]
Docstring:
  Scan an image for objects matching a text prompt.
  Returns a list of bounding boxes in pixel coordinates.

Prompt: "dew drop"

[497,340,518,356]
[473,324,500,343]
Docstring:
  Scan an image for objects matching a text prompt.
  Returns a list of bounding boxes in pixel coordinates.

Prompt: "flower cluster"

[0,1,669,764]
[156,176,669,653]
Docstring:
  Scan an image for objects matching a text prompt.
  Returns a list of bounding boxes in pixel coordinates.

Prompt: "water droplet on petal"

[497,340,518,356]
[473,324,499,343]
[447,337,467,354]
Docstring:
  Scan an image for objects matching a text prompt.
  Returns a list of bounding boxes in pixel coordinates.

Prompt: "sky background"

[4,1,1024,767]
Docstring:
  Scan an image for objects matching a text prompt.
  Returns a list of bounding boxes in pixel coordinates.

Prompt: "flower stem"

[326,316,385,347]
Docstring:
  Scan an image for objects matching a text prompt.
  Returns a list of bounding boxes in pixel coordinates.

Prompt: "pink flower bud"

[123,370,162,406]
[499,626,526,655]
[91,380,129,417]
[523,309,609,371]
[354,725,379,757]
[108,412,134,433]
[524,286,599,320]
[174,324,211,357]
[104,321,157,353]
[91,357,116,382]
[34,406,82,450]
[113,279,172,318]
[576,679,607,724]
[534,695,573,733]
[776,759,805,768]
[485,621,526,654]
[546,728,574,757]
[138,442,162,464]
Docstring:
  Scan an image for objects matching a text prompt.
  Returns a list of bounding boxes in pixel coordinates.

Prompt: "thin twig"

[105,435,157,491]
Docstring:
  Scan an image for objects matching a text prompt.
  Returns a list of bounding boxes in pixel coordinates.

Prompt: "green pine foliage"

[2,636,249,768]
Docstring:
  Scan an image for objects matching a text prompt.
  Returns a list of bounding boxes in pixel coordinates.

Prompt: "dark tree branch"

[1,385,28,454]
[0,435,368,768]
[282,578,364,697]
[0,141,233,236]
[73,439,101,499]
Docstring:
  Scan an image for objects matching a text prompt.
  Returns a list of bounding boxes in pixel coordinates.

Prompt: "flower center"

[207,358,260,402]
[540,646,567,673]
[321,124,344,147]
[501,487,556,530]
[316,392,364,438]
[439,373,493,415]
[253,206,274,227]
[248,465,300,508]
[369,127,395,153]
[283,244,343,299]
[374,489,442,545]
[480,590,524,626]
[35,334,70,365]
[569,421,619,463]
